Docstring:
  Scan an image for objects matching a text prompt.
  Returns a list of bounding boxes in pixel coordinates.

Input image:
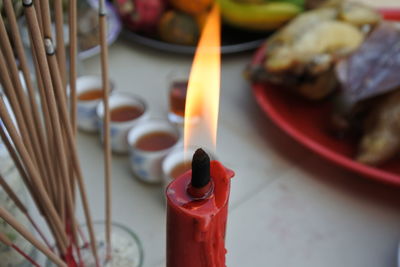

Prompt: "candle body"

[166,161,234,267]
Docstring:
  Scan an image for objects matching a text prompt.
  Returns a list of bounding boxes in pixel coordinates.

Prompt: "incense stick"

[0,0,119,264]
[23,4,99,262]
[98,0,112,256]
[0,97,68,252]
[42,37,100,266]
[0,208,67,267]
[54,0,67,88]
[30,42,60,206]
[0,117,66,256]
[69,0,78,133]
[44,37,79,246]
[32,0,43,33]
[38,0,52,38]
[0,233,41,267]
[0,117,66,254]
[2,0,56,198]
[0,122,44,217]
[0,174,52,250]
[0,15,49,186]
[0,52,35,164]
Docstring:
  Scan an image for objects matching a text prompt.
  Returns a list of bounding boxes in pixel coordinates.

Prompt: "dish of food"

[248,5,400,185]
[115,0,304,54]
[18,0,121,59]
[121,24,268,54]
[77,0,122,59]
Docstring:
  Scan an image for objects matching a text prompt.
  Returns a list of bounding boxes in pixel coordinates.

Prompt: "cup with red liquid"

[127,120,181,183]
[97,91,149,153]
[75,75,114,133]
[167,71,188,125]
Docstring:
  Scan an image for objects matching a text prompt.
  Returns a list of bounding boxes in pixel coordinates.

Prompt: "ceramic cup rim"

[96,91,148,125]
[162,146,193,180]
[72,75,115,103]
[127,119,181,155]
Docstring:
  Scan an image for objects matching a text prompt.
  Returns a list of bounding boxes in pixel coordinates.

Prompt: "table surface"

[77,1,400,266]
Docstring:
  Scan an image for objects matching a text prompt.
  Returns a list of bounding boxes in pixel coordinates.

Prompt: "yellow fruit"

[218,0,303,31]
[169,0,213,15]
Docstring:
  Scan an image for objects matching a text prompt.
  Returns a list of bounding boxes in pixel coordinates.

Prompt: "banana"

[235,0,304,8]
[218,0,304,31]
[270,0,305,8]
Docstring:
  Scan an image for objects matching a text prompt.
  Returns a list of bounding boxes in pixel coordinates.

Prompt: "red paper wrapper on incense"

[166,149,234,267]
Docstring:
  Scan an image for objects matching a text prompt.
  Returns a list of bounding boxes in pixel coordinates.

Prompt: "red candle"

[166,149,234,267]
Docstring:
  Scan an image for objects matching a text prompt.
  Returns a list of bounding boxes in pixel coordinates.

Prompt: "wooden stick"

[54,0,67,88]
[0,96,68,252]
[0,53,50,195]
[98,0,112,256]
[69,0,78,133]
[0,174,27,213]
[0,54,36,166]
[33,32,76,246]
[42,38,100,266]
[0,120,65,256]
[23,3,99,263]
[0,123,66,255]
[44,38,79,246]
[32,0,43,33]
[2,0,56,198]
[55,157,66,222]
[38,0,52,38]
[67,0,79,214]
[0,98,65,255]
[0,232,42,267]
[0,121,41,214]
[25,3,74,217]
[0,15,49,187]
[0,122,67,256]
[0,124,67,254]
[0,208,67,267]
[0,174,52,250]
[30,42,60,205]
[0,232,13,247]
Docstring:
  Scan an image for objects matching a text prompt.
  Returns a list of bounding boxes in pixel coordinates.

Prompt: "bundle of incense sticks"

[0,0,112,265]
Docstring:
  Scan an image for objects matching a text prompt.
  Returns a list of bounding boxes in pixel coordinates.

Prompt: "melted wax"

[166,161,234,267]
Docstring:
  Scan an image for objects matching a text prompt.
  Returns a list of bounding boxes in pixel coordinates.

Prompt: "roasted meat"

[246,1,381,100]
[334,22,400,165]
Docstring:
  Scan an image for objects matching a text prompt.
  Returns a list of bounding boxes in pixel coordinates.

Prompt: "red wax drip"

[166,160,234,267]
[64,244,78,267]
[61,220,77,267]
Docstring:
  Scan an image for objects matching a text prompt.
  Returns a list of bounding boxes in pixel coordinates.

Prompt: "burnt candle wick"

[188,148,212,199]
[191,148,211,188]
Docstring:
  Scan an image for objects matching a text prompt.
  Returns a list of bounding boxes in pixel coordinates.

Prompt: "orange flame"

[184,5,221,154]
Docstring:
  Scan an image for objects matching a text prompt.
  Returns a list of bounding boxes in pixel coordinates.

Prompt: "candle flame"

[184,5,221,154]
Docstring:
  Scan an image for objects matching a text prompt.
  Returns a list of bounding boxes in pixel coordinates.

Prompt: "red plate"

[251,9,400,186]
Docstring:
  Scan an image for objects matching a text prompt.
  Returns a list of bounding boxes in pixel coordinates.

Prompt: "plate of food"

[114,0,304,54]
[18,0,121,59]
[247,1,400,185]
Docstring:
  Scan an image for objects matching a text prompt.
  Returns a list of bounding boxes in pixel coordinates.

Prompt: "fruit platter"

[247,1,400,185]
[114,0,304,54]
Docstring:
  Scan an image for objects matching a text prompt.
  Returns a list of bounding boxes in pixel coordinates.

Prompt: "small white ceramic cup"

[161,146,216,191]
[74,75,114,133]
[97,92,149,154]
[161,146,191,192]
[127,120,181,184]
